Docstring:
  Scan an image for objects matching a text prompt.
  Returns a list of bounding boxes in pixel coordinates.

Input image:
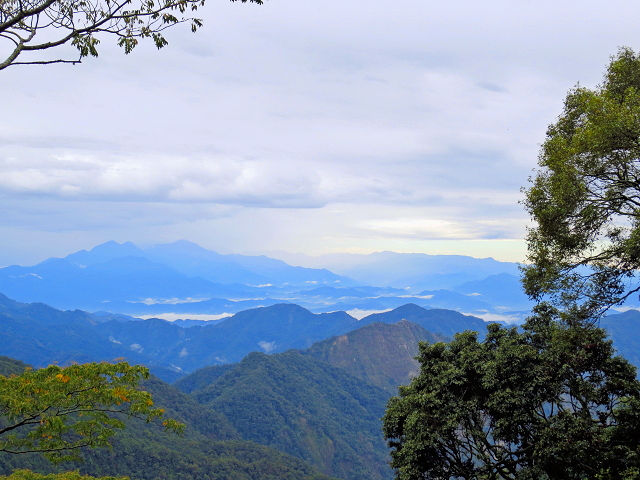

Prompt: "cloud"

[347,308,392,320]
[258,340,276,353]
[1,0,639,263]
[0,153,326,207]
[468,312,526,324]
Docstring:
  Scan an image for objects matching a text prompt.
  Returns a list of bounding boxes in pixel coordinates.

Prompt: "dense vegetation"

[384,309,640,479]
[523,47,640,321]
[0,361,181,461]
[382,48,640,480]
[0,471,126,480]
[182,351,393,480]
[0,358,335,480]
[4,287,640,480]
[0,298,501,480]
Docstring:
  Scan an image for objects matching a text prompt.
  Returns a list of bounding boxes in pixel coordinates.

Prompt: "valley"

[2,242,640,480]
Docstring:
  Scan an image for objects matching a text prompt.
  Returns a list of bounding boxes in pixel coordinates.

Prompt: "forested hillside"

[0,357,335,480]
[181,351,393,480]
[304,320,446,392]
[4,295,640,480]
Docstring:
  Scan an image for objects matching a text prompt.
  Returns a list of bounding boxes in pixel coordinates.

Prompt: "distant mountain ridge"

[0,241,351,311]
[0,241,535,319]
[358,303,488,338]
[281,251,521,290]
[601,310,640,368]
[0,293,489,381]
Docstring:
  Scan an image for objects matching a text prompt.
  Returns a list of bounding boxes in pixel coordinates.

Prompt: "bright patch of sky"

[1,0,638,265]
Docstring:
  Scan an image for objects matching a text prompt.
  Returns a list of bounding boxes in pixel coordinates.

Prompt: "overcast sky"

[1,0,638,266]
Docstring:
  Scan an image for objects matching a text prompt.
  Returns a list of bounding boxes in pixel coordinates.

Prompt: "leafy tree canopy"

[0,362,183,463]
[383,306,640,480]
[523,47,640,321]
[383,48,640,480]
[0,0,261,70]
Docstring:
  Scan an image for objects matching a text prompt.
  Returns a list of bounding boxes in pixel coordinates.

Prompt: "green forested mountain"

[0,296,504,480]
[0,292,495,382]
[180,351,393,480]
[92,303,360,370]
[304,320,446,393]
[171,319,467,479]
[0,358,335,480]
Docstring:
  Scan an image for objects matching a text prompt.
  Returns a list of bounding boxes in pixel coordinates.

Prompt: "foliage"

[383,48,640,480]
[383,305,640,480]
[523,47,640,321]
[0,359,335,480]
[0,362,183,463]
[0,469,126,479]
[0,0,261,70]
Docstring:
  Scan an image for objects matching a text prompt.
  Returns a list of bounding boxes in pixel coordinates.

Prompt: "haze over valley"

[0,240,534,325]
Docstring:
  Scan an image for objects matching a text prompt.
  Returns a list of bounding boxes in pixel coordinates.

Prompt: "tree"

[382,306,640,480]
[0,361,183,463]
[522,47,640,322]
[382,49,640,480]
[0,0,261,70]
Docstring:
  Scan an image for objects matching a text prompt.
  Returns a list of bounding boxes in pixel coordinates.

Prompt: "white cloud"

[1,0,639,262]
[348,308,392,320]
[468,312,525,324]
[258,340,276,353]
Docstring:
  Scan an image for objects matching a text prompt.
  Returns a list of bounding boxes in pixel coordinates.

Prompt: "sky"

[1,0,639,266]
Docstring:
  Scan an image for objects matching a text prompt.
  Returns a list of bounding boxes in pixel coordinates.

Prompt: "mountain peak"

[392,303,428,315]
[253,303,312,315]
[65,241,143,266]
